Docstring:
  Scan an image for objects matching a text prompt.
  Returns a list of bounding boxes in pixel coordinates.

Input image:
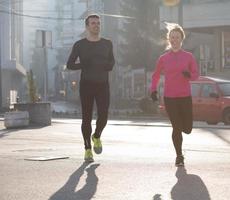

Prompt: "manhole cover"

[14,148,57,152]
[24,156,69,161]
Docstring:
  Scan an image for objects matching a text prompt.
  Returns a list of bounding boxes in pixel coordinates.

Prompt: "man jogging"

[67,14,115,162]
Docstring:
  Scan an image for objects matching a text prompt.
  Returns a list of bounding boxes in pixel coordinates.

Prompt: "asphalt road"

[0,119,230,200]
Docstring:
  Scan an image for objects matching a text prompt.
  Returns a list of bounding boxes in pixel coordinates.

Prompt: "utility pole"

[36,30,52,101]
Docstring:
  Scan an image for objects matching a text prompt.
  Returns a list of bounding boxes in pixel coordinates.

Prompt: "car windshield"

[218,83,230,96]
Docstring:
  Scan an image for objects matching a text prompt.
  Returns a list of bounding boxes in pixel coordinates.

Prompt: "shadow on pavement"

[153,194,163,200]
[0,129,21,138]
[207,128,230,146]
[0,125,50,139]
[49,162,100,200]
[171,167,211,200]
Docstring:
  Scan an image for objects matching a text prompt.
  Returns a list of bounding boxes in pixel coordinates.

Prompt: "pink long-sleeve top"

[151,49,199,98]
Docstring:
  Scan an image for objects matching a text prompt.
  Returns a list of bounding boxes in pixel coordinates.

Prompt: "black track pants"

[80,80,110,150]
[164,96,193,156]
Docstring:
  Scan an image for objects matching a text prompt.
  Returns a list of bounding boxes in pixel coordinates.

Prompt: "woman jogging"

[150,23,199,166]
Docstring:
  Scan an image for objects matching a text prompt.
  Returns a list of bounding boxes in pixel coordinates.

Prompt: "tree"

[119,0,163,70]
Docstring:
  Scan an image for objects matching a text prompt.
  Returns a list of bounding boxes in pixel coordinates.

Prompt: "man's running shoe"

[92,134,102,154]
[84,149,94,163]
[175,155,184,167]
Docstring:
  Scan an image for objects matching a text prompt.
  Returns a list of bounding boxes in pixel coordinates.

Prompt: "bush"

[27,69,38,103]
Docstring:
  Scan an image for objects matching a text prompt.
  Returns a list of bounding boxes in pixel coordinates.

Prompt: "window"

[201,84,215,97]
[218,83,230,96]
[223,32,230,68]
[191,83,200,97]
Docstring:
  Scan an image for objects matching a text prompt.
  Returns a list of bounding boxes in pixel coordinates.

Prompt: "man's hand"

[151,91,158,102]
[182,70,191,78]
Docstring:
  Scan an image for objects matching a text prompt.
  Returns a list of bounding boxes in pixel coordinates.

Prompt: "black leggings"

[164,96,193,156]
[80,80,110,149]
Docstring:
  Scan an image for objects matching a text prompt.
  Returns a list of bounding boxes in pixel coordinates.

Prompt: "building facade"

[0,0,26,109]
[23,0,59,101]
[160,0,230,79]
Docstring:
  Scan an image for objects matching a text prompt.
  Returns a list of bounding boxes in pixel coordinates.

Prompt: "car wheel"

[206,121,218,125]
[223,108,230,125]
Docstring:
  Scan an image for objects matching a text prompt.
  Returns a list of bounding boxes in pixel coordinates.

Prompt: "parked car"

[159,76,230,125]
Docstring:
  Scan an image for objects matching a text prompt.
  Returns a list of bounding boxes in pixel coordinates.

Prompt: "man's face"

[86,17,100,35]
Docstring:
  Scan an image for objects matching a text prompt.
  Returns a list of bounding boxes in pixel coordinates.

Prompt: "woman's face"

[169,30,183,51]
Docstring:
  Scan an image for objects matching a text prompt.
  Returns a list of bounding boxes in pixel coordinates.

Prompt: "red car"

[159,76,230,125]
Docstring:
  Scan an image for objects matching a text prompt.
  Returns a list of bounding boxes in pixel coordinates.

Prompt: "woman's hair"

[165,22,185,50]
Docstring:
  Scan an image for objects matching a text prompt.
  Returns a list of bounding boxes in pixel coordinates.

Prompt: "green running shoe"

[84,149,94,163]
[92,134,102,154]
